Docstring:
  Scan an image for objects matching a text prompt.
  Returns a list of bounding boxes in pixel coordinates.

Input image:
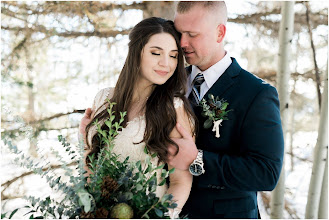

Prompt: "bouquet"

[3,101,177,219]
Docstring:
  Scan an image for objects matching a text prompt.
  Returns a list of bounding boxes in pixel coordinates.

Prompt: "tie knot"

[192,73,204,86]
[189,73,205,105]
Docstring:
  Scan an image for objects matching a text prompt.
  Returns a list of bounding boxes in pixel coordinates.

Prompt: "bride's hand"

[78,108,93,144]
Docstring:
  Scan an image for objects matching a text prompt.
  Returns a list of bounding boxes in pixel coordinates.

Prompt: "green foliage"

[4,101,177,219]
[200,94,233,129]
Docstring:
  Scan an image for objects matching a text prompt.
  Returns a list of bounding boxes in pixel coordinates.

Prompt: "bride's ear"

[216,24,226,43]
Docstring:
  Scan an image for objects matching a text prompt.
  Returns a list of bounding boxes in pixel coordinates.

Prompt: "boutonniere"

[199,94,233,138]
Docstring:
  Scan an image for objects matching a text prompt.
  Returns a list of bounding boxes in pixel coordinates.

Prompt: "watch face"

[189,163,203,176]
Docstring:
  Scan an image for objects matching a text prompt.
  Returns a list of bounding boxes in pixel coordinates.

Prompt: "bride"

[79,17,196,217]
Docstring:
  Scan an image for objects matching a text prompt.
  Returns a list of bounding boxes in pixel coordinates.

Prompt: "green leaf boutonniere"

[199,94,233,138]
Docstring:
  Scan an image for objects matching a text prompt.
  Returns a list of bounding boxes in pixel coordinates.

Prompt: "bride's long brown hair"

[85,17,196,163]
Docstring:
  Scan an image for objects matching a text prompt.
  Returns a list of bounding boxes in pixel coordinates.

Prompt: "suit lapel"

[204,58,241,99]
[186,58,242,103]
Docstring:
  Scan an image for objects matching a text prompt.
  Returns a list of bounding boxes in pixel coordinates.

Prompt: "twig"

[305,2,322,109]
[1,162,77,192]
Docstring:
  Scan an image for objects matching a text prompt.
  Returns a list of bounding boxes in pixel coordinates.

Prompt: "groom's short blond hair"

[176,1,227,24]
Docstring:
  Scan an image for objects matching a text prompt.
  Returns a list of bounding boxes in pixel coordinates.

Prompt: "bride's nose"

[159,55,169,67]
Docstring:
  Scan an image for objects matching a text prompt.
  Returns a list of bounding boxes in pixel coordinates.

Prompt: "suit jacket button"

[208,184,212,188]
[221,186,225,189]
[216,186,221,189]
[212,186,217,189]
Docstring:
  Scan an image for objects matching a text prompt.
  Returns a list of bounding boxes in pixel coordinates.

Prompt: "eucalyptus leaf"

[169,168,175,174]
[158,178,167,186]
[154,208,163,218]
[136,161,142,172]
[136,184,143,191]
[169,202,178,209]
[8,208,19,219]
[77,189,94,213]
[155,164,165,170]
[221,102,228,110]
[104,120,112,129]
[203,119,213,129]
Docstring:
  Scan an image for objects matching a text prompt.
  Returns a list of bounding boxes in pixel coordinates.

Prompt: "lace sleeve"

[173,97,195,134]
[173,97,184,109]
[91,87,114,118]
[87,87,114,146]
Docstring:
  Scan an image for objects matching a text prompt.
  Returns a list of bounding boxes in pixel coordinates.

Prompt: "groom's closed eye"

[188,33,198,37]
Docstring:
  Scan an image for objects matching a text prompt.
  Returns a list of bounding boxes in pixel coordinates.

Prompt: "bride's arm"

[166,103,195,215]
[80,88,114,179]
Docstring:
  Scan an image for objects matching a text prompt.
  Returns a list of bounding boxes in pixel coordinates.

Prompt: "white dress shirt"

[187,52,232,101]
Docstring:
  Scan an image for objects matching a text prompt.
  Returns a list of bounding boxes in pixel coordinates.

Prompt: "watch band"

[196,149,203,163]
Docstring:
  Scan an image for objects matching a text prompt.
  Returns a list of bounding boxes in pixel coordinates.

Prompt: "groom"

[167,1,284,218]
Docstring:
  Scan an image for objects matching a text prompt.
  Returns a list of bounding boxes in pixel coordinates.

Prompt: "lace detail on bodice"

[112,115,168,198]
[88,88,186,199]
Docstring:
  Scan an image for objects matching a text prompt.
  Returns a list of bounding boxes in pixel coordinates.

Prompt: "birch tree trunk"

[318,63,329,219]
[305,63,328,218]
[270,2,295,218]
[318,153,328,219]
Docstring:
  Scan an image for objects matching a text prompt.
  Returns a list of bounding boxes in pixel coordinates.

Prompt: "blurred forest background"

[1,1,328,219]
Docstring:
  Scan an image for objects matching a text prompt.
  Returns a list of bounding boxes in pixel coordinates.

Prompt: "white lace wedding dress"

[87,87,184,199]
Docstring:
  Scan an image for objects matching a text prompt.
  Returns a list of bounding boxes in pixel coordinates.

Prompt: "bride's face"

[139,33,178,87]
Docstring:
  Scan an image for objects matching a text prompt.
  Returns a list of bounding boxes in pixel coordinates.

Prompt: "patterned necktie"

[189,73,205,105]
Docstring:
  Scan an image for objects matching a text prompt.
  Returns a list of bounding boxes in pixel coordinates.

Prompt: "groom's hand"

[79,108,93,144]
[167,123,198,170]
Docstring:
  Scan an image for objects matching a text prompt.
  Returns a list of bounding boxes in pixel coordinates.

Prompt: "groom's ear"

[216,24,226,43]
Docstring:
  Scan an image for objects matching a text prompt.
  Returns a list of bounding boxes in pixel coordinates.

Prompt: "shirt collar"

[188,52,232,89]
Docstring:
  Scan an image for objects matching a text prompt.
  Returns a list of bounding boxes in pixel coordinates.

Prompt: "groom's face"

[174,5,222,71]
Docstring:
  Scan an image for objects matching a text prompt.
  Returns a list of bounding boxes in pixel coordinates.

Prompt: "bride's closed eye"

[151,52,160,56]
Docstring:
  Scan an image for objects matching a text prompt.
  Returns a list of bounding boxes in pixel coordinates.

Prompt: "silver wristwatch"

[189,150,205,176]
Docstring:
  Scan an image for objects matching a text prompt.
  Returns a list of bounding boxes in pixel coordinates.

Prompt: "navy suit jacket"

[181,58,284,218]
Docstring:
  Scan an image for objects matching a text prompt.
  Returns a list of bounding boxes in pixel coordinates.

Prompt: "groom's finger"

[84,108,92,119]
[176,122,193,140]
[167,144,178,156]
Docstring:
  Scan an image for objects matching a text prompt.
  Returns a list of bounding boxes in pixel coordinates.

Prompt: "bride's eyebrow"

[150,46,178,52]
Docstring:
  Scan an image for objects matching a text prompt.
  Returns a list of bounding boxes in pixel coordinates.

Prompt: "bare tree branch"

[1,24,131,39]
[1,162,77,196]
[1,1,147,17]
[305,2,322,109]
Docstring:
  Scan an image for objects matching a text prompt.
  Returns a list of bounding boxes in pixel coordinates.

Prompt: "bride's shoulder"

[92,87,114,109]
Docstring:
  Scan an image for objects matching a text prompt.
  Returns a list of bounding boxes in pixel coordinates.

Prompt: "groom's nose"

[180,34,189,49]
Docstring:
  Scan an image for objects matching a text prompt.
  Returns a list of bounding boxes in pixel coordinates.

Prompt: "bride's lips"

[155,70,169,76]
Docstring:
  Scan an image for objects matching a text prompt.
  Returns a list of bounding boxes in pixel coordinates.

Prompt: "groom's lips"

[184,51,195,57]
